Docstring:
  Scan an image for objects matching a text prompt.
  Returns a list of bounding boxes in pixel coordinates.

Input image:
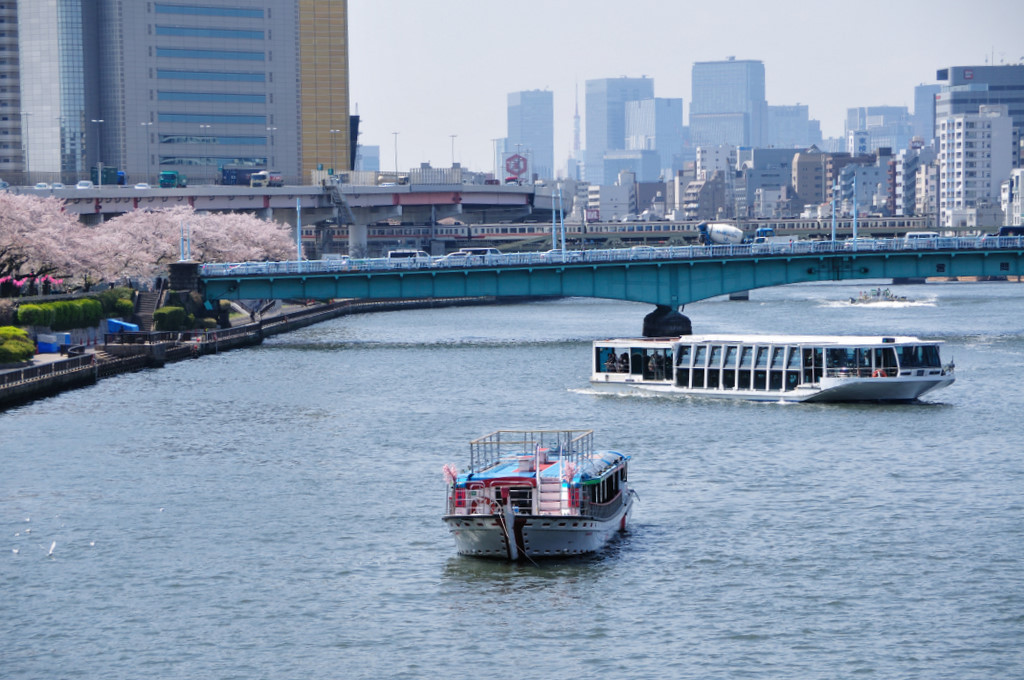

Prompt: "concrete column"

[349,222,368,257]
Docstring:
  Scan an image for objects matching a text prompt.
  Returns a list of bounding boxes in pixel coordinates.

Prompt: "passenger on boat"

[605,353,618,372]
[617,353,630,372]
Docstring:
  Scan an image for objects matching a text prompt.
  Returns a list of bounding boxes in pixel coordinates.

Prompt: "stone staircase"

[134,291,161,331]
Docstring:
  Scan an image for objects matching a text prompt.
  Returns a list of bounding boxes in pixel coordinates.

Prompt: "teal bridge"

[199,237,1024,309]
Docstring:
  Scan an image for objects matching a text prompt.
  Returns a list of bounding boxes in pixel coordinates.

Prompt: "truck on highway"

[248,170,283,187]
[158,170,188,188]
[221,166,265,186]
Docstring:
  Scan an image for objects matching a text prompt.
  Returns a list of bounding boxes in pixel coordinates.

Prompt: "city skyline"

[349,0,1022,175]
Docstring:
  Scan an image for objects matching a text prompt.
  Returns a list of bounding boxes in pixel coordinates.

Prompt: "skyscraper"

[625,97,683,179]
[690,58,766,148]
[16,0,350,185]
[584,76,654,185]
[506,89,553,180]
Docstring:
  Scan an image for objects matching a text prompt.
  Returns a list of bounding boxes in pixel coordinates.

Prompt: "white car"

[51,182,66,190]
[134,182,151,190]
[33,182,50,190]
[75,180,94,189]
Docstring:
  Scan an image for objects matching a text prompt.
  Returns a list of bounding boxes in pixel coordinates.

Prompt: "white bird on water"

[47,541,56,557]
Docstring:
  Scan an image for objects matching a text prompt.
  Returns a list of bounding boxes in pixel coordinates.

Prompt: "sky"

[349,0,1023,177]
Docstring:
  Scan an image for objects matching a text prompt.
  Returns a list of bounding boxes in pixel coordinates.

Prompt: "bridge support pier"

[642,305,692,338]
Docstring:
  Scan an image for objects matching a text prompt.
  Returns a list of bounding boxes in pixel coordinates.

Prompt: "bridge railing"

[198,236,1024,278]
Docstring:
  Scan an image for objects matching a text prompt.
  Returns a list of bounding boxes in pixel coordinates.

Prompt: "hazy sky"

[349,0,1023,175]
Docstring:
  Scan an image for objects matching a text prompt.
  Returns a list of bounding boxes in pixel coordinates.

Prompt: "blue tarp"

[107,319,140,333]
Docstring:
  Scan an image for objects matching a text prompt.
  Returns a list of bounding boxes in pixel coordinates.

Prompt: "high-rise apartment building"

[690,58,766,148]
[936,65,1024,168]
[14,0,350,186]
[507,89,553,180]
[584,76,654,185]
[938,104,1012,227]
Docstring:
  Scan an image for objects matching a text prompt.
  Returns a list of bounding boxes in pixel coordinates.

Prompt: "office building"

[913,84,941,143]
[625,97,683,179]
[690,58,766,148]
[584,76,654,185]
[845,106,913,155]
[15,0,350,186]
[936,64,1024,168]
[766,105,822,149]
[507,89,554,180]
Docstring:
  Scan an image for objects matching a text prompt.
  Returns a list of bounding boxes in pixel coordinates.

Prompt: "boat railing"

[468,429,593,474]
[581,491,625,521]
[823,367,895,378]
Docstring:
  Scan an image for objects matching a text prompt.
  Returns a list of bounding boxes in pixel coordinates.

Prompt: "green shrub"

[153,306,187,331]
[94,287,134,315]
[17,304,54,327]
[0,326,34,363]
[113,298,135,318]
[197,317,218,329]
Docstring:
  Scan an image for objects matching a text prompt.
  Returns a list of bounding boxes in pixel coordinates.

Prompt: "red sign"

[585,208,600,223]
[505,153,527,177]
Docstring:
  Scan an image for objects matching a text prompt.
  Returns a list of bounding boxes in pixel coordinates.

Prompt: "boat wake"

[819,299,936,309]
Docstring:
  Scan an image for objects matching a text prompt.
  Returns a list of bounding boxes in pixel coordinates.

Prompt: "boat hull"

[589,374,954,403]
[443,496,632,560]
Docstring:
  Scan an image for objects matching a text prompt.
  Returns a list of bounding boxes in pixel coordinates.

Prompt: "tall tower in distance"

[690,57,766,148]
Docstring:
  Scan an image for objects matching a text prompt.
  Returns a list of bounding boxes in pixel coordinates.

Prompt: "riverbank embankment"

[0,296,521,411]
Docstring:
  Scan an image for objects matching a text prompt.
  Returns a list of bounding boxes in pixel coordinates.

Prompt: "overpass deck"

[199,236,1024,308]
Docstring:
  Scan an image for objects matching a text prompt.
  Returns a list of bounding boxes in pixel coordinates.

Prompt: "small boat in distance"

[850,287,910,304]
[591,334,955,403]
[442,429,634,560]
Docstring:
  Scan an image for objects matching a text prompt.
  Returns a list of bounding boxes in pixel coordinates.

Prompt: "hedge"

[153,306,187,331]
[0,325,34,363]
[17,299,104,331]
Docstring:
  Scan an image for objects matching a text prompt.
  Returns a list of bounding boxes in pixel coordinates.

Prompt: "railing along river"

[200,236,1024,278]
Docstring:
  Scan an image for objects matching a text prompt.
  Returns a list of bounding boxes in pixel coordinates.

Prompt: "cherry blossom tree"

[1,194,294,291]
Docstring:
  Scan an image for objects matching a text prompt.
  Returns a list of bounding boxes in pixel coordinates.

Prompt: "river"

[3,280,1023,679]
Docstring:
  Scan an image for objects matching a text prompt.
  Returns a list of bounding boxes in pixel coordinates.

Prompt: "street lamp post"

[450,134,457,166]
[392,131,399,183]
[140,122,153,184]
[90,119,104,187]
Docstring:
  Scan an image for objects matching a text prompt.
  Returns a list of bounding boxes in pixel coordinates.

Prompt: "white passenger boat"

[591,334,955,403]
[442,429,634,560]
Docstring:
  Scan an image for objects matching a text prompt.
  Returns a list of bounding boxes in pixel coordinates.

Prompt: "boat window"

[771,347,785,369]
[693,345,707,367]
[709,346,723,367]
[739,346,753,368]
[630,350,644,375]
[596,347,619,373]
[643,348,671,381]
[676,345,691,367]
[826,348,855,369]
[898,344,941,368]
[787,347,800,369]
[874,347,897,371]
[724,346,738,367]
[755,347,769,368]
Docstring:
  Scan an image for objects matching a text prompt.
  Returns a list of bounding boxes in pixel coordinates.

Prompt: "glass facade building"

[585,76,654,185]
[690,58,766,149]
[14,0,349,185]
[507,89,553,180]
